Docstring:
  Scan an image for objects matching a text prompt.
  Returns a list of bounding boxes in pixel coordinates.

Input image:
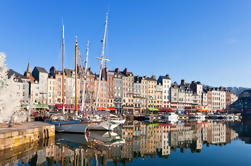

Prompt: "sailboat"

[47,25,88,133]
[86,130,125,147]
[84,13,124,130]
[49,14,123,132]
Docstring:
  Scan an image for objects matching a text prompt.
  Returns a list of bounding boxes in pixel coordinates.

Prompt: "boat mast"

[95,13,110,109]
[75,37,78,115]
[62,24,65,115]
[81,41,89,111]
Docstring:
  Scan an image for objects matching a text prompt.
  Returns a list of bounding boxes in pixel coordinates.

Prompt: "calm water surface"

[1,120,251,166]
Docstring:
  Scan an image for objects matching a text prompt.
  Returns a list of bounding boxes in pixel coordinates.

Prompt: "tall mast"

[81,41,89,111]
[95,13,110,108]
[75,37,78,115]
[62,24,65,115]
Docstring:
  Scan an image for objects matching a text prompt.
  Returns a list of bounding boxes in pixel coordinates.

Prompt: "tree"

[0,53,26,124]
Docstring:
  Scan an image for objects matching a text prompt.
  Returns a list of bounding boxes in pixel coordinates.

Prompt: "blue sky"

[0,0,251,87]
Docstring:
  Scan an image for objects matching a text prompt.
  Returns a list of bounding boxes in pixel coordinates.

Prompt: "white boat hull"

[162,113,179,122]
[111,119,126,124]
[87,121,120,131]
[87,131,125,147]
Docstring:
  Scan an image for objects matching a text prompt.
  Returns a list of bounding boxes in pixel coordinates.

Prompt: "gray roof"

[35,66,48,73]
[159,75,170,80]
[134,76,143,83]
[7,69,28,82]
[64,68,73,76]
[145,77,156,81]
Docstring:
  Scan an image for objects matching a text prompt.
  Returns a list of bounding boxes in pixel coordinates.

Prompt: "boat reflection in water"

[2,120,251,166]
[86,131,125,147]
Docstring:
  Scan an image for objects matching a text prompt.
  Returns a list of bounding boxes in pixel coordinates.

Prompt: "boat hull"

[87,131,125,146]
[55,133,87,147]
[48,120,88,133]
[87,121,120,131]
[111,119,126,124]
[55,123,88,133]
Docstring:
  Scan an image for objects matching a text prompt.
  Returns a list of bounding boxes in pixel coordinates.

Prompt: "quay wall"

[0,137,55,166]
[0,122,55,150]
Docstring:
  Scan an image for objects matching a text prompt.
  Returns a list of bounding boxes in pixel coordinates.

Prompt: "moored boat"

[161,112,179,122]
[86,130,125,147]
[48,120,88,133]
[189,112,206,121]
[87,120,120,131]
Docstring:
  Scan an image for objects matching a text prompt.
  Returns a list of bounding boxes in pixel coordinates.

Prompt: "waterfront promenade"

[0,122,55,150]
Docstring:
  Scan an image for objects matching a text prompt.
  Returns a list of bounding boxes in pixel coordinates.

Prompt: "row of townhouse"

[10,62,238,114]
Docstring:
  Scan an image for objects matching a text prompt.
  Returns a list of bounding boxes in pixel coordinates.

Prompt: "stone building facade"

[18,63,239,114]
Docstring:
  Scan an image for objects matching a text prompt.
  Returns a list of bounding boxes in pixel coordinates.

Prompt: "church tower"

[24,62,31,77]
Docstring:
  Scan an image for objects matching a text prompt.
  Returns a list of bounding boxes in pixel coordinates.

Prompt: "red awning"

[197,109,209,112]
[32,112,38,117]
[159,123,172,126]
[56,104,62,109]
[217,110,225,113]
[56,104,80,110]
[108,107,116,111]
[158,108,173,112]
[97,107,107,111]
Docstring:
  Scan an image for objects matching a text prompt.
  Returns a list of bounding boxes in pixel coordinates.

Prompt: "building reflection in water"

[0,120,240,166]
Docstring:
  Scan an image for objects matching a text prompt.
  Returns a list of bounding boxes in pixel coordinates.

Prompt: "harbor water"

[1,120,251,166]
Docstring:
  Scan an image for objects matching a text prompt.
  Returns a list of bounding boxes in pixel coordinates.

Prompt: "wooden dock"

[0,122,55,150]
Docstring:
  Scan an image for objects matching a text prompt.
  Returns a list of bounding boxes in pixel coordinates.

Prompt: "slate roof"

[159,75,170,80]
[7,69,28,82]
[35,66,48,73]
[134,76,143,83]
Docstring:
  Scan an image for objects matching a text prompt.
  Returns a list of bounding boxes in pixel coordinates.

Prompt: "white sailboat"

[48,25,87,133]
[162,112,179,123]
[86,131,125,147]
[85,13,124,131]
[87,121,119,131]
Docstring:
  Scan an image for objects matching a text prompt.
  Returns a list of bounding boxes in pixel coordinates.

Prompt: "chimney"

[115,68,120,73]
[123,68,128,74]
[49,66,56,76]
[181,79,186,85]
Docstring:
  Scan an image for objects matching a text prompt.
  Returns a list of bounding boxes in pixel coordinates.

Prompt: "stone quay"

[0,122,55,150]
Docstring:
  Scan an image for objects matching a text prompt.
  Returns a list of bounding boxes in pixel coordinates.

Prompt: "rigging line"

[56,25,62,71]
[107,0,111,14]
[72,38,76,72]
[78,47,84,77]
[61,17,65,70]
[104,12,110,70]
